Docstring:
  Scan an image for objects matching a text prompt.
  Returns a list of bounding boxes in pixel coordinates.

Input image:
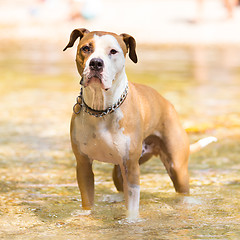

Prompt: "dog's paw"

[99,193,124,203]
[71,209,92,216]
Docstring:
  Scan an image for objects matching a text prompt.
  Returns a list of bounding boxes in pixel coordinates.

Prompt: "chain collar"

[73,84,128,117]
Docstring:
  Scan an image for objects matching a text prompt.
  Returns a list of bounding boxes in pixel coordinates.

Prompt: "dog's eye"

[81,45,91,53]
[110,49,118,55]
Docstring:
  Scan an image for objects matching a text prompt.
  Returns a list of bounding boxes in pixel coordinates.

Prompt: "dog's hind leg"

[160,150,189,194]
[158,131,190,194]
[112,165,123,192]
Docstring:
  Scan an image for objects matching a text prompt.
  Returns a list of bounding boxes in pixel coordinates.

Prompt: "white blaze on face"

[83,34,126,90]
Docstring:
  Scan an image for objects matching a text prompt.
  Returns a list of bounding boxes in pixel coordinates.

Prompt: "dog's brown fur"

[65,29,189,219]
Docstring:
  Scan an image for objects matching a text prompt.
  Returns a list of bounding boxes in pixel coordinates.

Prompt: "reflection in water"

[0,43,239,239]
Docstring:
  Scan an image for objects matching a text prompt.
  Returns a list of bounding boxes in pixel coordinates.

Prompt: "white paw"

[71,209,92,216]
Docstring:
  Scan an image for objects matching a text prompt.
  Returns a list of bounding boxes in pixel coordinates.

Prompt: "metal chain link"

[73,84,128,117]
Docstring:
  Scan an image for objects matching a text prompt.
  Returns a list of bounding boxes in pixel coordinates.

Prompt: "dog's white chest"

[72,110,130,164]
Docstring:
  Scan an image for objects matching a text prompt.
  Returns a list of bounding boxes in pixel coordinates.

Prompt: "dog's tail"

[190,136,217,154]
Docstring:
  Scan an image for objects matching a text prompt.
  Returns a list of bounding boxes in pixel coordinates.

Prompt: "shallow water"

[0,43,240,239]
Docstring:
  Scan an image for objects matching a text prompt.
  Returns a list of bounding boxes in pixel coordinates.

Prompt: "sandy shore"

[1,0,240,46]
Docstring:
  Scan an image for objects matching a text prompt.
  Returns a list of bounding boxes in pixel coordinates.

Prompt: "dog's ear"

[120,33,138,63]
[63,28,90,51]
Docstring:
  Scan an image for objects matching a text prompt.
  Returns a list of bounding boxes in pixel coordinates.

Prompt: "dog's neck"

[82,70,128,111]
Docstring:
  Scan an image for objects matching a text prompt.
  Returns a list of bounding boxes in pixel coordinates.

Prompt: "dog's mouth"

[81,72,102,85]
[88,71,102,81]
[87,73,103,88]
[81,72,110,91]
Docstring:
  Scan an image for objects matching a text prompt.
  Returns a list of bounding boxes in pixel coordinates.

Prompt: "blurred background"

[0,0,240,239]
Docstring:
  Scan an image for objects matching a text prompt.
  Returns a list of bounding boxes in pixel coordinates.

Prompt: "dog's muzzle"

[80,58,105,87]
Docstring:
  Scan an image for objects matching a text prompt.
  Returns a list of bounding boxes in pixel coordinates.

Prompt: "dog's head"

[63,28,137,90]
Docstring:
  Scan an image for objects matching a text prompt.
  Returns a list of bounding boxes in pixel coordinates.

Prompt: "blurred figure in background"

[69,0,102,21]
[29,0,46,18]
[69,0,83,20]
[197,0,239,21]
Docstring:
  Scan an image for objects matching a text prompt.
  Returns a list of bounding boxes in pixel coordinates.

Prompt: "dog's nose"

[89,58,104,71]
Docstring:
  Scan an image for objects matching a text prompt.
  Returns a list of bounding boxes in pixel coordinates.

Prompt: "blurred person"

[69,0,84,20]
[29,0,66,21]
[69,0,101,21]
[29,0,46,17]
[196,0,239,21]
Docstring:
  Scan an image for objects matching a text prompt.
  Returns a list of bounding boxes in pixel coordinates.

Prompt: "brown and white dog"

[63,28,216,220]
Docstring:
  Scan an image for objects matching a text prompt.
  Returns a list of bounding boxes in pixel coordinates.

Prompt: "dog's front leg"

[76,155,94,210]
[119,160,140,220]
